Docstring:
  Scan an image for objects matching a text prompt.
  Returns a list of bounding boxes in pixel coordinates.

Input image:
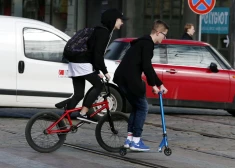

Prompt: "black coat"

[69,9,120,75]
[181,32,193,40]
[113,35,163,97]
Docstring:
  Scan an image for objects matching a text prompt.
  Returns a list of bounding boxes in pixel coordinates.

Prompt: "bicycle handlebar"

[101,78,110,98]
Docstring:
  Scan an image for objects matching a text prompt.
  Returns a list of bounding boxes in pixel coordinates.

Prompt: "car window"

[152,45,166,63]
[23,28,66,63]
[104,41,130,60]
[209,45,232,69]
[167,45,221,68]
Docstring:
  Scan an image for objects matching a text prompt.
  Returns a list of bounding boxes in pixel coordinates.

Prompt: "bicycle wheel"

[95,111,128,152]
[25,111,67,153]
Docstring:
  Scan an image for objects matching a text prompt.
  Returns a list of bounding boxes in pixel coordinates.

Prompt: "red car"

[105,38,235,116]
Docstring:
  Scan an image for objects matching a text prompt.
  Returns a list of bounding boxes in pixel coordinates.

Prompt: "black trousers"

[67,72,103,110]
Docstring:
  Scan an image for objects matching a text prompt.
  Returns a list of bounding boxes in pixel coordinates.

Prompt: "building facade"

[0,0,233,66]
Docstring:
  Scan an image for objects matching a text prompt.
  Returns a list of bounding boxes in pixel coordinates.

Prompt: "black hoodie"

[113,35,163,97]
[75,8,125,74]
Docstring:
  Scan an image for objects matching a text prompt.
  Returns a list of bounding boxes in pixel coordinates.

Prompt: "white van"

[0,16,125,113]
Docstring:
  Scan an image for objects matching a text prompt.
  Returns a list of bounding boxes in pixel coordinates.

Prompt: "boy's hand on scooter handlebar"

[152,86,160,94]
[160,85,168,94]
[152,85,168,94]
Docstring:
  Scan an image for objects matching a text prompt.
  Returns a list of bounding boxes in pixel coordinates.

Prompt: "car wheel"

[87,87,123,118]
[226,109,235,116]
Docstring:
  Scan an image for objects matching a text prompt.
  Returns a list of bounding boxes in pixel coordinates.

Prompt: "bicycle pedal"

[76,118,98,124]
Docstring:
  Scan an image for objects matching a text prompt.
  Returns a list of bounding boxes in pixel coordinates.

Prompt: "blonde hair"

[151,20,169,34]
[184,23,194,33]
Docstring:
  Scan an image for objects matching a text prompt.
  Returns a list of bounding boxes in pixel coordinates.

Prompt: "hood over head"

[101,8,128,31]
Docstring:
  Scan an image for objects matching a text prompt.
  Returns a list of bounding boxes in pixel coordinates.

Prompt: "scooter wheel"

[164,147,172,156]
[119,148,127,156]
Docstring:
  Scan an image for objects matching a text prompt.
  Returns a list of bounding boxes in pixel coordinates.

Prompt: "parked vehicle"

[0,16,125,114]
[104,38,235,116]
[3,16,234,116]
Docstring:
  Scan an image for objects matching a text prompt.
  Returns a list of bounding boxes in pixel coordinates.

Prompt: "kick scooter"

[119,91,172,156]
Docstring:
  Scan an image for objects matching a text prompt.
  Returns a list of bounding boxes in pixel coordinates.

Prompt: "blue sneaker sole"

[123,144,130,148]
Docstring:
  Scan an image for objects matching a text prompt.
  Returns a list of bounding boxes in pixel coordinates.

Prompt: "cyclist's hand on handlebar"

[104,73,111,81]
[160,85,168,94]
[98,73,104,79]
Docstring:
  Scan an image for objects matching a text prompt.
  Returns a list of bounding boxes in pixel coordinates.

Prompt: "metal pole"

[49,0,53,25]
[198,14,201,41]
[75,0,78,32]
[229,0,235,67]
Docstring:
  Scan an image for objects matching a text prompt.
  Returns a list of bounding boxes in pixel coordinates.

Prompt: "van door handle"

[18,61,25,73]
[166,69,177,74]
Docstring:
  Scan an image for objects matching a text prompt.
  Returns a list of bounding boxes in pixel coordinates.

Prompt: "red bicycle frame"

[46,99,109,134]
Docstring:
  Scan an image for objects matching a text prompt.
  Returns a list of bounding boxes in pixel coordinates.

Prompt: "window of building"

[0,0,11,15]
[143,0,183,38]
[23,28,66,62]
[167,45,221,68]
[23,0,45,21]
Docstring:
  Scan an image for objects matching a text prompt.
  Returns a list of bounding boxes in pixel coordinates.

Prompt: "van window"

[23,28,66,62]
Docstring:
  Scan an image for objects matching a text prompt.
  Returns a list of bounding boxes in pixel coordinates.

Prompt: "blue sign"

[201,7,230,34]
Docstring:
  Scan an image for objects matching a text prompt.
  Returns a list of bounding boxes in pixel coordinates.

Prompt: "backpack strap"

[94,26,113,55]
[104,30,113,54]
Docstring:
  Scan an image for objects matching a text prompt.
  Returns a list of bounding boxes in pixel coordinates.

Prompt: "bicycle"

[25,79,128,153]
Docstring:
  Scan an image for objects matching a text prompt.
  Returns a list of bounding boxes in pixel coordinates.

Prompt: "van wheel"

[226,109,235,116]
[87,87,123,118]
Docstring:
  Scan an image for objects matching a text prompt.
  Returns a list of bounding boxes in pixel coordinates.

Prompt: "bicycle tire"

[25,111,67,153]
[95,111,128,152]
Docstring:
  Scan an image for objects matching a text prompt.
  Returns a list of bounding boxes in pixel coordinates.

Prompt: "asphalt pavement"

[0,107,234,168]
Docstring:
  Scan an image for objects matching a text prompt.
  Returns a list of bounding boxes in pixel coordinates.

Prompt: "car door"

[16,22,73,106]
[0,19,17,106]
[162,44,230,103]
[143,45,167,98]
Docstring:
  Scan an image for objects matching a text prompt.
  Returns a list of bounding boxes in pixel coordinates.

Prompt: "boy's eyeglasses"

[159,32,167,39]
[153,29,167,39]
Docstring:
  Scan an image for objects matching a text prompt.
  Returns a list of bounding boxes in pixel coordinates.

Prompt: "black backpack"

[63,26,108,62]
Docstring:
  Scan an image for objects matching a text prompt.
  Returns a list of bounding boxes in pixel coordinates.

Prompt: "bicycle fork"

[106,109,118,134]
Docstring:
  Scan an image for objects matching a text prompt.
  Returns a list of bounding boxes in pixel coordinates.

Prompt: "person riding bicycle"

[56,8,128,123]
[113,20,169,151]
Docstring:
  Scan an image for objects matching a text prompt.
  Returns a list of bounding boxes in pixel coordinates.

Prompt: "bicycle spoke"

[29,115,64,149]
[99,116,128,149]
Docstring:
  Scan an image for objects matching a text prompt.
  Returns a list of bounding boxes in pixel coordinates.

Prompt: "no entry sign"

[188,0,216,15]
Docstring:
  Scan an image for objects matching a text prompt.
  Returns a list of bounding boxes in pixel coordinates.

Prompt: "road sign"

[223,35,230,48]
[188,0,216,15]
